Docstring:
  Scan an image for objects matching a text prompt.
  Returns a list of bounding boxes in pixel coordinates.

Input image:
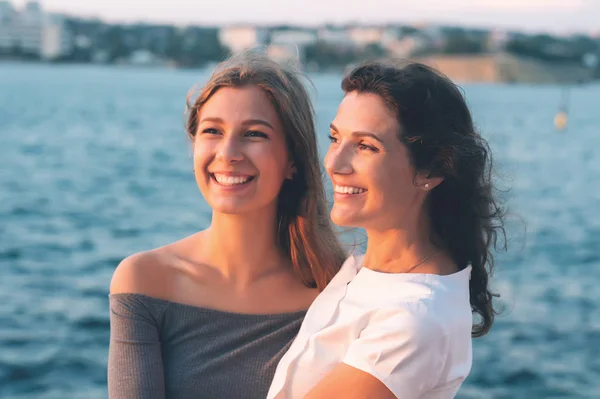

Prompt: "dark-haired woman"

[268,60,505,399]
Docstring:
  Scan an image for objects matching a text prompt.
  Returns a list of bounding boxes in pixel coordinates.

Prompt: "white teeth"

[334,185,366,195]
[213,174,252,185]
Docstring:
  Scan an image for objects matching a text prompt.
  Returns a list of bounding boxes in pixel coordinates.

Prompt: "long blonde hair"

[186,51,345,290]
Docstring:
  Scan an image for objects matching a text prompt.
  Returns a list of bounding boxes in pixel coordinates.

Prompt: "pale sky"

[11,0,600,35]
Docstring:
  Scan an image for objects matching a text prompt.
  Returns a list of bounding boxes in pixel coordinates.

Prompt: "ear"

[415,173,444,191]
[286,162,297,180]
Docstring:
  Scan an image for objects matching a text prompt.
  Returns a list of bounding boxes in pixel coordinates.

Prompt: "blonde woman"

[107,52,345,399]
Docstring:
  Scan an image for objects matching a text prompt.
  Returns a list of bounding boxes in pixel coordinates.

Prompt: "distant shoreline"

[415,53,595,84]
[1,54,596,84]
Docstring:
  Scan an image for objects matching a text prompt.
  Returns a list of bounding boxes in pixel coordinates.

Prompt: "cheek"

[378,161,417,205]
[360,157,413,204]
[355,157,387,188]
[192,140,213,166]
[254,142,289,178]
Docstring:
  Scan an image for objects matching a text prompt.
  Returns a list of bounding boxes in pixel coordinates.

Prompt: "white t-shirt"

[267,254,473,399]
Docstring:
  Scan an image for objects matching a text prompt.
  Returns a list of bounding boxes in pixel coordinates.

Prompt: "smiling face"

[324,91,431,230]
[193,85,294,216]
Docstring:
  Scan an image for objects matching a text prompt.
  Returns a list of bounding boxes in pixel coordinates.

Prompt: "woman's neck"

[364,209,438,274]
[203,206,289,285]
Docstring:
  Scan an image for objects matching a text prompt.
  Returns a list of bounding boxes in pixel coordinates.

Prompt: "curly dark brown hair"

[341,60,507,337]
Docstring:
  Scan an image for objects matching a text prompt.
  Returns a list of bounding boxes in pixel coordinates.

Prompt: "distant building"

[0,1,72,59]
[268,29,317,64]
[74,35,92,49]
[91,49,110,64]
[0,0,14,21]
[488,29,509,52]
[127,49,166,66]
[348,27,383,48]
[318,27,353,49]
[219,26,268,52]
[0,0,16,50]
[41,14,72,59]
[270,29,317,47]
[381,27,401,46]
[15,1,44,55]
[582,53,598,69]
[267,44,303,65]
[381,27,414,56]
[387,35,430,58]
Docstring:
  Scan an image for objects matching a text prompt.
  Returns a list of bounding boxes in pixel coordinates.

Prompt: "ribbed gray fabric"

[108,293,306,399]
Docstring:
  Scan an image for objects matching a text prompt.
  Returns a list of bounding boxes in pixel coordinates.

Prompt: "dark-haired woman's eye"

[328,135,338,144]
[358,143,378,152]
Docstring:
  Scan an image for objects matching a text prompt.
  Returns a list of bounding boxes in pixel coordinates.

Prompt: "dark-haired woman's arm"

[304,312,449,399]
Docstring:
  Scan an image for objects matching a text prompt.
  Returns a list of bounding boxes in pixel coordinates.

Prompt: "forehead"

[334,92,400,137]
[199,85,280,125]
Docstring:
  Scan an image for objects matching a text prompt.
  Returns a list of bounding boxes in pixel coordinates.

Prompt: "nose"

[324,143,353,176]
[216,136,244,163]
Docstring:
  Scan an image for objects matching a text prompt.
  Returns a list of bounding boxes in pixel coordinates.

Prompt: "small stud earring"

[424,183,430,189]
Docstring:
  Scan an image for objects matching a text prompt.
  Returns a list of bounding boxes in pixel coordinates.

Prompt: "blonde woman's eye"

[246,130,268,138]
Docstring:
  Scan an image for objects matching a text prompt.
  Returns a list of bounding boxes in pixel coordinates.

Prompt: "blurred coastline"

[1,0,599,83]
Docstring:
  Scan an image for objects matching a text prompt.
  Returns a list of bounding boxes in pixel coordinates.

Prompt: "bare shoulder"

[110,249,172,296]
[110,231,207,297]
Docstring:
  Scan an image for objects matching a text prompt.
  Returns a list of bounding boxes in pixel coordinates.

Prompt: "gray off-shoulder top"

[108,293,306,399]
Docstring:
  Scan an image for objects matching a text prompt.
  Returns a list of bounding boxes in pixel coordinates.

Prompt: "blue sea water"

[1,62,599,398]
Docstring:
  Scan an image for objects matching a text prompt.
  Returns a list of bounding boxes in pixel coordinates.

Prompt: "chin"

[209,199,252,215]
[210,196,279,217]
[330,208,362,228]
[213,207,246,215]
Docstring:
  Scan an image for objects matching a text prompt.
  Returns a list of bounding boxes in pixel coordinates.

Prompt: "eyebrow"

[329,123,384,143]
[199,117,274,130]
